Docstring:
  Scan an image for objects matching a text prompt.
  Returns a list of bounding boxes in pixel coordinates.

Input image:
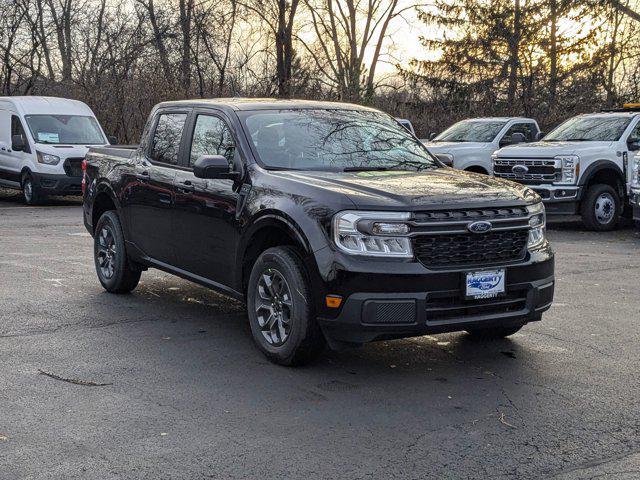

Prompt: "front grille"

[426,289,528,322]
[414,206,527,222]
[413,230,529,268]
[493,158,558,184]
[63,157,84,177]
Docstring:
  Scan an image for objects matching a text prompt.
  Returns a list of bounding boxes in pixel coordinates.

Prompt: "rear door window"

[149,113,188,165]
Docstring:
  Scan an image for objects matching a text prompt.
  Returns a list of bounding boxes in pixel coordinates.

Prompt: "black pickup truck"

[82,99,554,365]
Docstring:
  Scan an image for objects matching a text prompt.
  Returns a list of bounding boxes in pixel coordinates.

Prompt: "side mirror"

[108,135,118,145]
[535,131,545,141]
[429,132,437,141]
[11,134,26,152]
[193,155,240,180]
[628,138,640,152]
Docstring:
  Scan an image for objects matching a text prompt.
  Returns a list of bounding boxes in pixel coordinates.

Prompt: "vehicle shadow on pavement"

[0,187,82,207]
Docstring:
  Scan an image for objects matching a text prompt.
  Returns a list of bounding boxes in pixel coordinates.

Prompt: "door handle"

[136,171,149,181]
[176,179,195,194]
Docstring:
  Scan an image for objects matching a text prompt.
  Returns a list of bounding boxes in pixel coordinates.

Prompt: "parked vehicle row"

[0,96,112,204]
[82,98,555,365]
[421,105,640,231]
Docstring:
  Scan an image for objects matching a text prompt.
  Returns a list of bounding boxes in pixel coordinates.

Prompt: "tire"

[94,210,141,293]
[580,184,621,231]
[466,325,523,339]
[247,246,326,366]
[22,172,42,205]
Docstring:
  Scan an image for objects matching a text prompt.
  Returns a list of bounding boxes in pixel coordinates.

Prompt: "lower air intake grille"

[413,230,529,268]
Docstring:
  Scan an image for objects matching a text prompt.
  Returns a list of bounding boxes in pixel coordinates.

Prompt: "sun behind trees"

[1,0,639,139]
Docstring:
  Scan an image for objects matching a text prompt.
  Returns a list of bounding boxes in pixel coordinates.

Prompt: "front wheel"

[94,211,141,293]
[22,173,43,205]
[247,246,325,366]
[580,184,621,231]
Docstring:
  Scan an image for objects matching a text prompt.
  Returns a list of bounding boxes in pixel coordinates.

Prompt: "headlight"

[526,202,546,248]
[632,158,640,187]
[333,211,413,257]
[36,151,61,165]
[555,155,579,184]
[435,153,453,166]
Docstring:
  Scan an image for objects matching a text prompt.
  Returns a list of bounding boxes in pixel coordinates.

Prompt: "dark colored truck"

[82,99,555,365]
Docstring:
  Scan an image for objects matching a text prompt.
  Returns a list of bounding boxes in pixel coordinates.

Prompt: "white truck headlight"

[526,202,546,249]
[555,155,579,184]
[632,158,640,187]
[333,211,412,257]
[435,153,454,166]
[36,151,61,165]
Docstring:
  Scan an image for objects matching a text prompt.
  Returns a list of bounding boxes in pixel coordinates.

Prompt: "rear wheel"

[466,325,523,339]
[247,246,325,366]
[580,184,621,231]
[94,211,141,293]
[22,173,42,205]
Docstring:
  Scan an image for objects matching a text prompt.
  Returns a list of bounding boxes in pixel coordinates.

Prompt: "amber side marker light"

[325,295,343,308]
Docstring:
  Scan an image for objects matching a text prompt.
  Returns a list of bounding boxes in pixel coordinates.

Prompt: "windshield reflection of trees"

[247,110,439,172]
[435,121,507,143]
[546,117,631,142]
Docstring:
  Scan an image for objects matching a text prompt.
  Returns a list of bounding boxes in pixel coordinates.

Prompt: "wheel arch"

[579,160,626,199]
[464,165,489,175]
[238,212,313,293]
[91,182,122,234]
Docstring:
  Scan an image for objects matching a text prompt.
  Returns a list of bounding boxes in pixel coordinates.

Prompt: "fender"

[237,211,313,262]
[578,159,626,197]
[235,211,315,290]
[88,180,124,234]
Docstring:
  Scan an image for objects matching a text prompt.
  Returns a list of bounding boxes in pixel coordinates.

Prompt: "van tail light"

[81,159,87,194]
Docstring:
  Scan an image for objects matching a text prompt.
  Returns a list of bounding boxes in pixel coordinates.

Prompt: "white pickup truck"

[493,108,640,231]
[421,117,541,174]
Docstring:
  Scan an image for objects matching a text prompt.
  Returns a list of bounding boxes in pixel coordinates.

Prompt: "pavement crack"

[38,368,112,387]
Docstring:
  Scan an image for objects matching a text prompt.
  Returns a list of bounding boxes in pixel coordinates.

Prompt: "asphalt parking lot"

[1,188,640,480]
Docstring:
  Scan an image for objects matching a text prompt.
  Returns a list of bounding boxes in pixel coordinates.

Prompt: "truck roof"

[580,111,640,118]
[157,97,381,113]
[462,117,536,122]
[0,96,95,116]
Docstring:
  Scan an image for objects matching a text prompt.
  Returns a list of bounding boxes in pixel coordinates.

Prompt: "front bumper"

[32,172,82,196]
[526,184,582,215]
[315,248,554,345]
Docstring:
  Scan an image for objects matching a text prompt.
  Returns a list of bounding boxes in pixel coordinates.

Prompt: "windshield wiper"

[343,166,390,172]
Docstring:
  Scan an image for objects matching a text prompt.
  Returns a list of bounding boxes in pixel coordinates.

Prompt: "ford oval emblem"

[512,164,529,175]
[467,221,492,233]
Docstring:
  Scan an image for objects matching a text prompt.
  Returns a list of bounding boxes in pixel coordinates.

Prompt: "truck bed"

[87,145,138,160]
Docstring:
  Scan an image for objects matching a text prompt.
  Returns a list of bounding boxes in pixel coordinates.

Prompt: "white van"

[0,96,111,204]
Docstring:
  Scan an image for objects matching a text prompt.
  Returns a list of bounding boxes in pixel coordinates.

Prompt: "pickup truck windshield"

[25,114,105,145]
[434,120,507,143]
[544,116,632,142]
[241,109,439,171]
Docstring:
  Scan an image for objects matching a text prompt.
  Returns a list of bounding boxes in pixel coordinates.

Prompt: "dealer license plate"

[465,270,505,299]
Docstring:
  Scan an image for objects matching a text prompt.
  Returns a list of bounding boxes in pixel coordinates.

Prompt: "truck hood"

[422,141,491,154]
[35,144,97,158]
[497,141,615,158]
[270,168,538,210]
